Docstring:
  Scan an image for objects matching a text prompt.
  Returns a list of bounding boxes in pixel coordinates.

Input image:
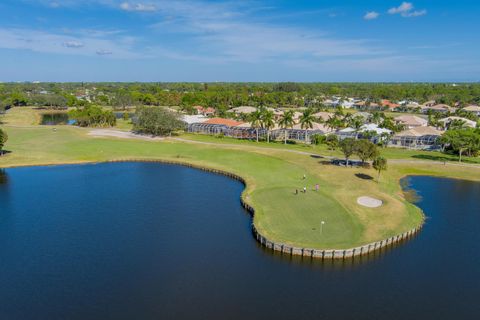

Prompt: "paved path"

[88,129,164,141]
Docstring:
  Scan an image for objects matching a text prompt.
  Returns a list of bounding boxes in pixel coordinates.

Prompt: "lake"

[0,164,479,319]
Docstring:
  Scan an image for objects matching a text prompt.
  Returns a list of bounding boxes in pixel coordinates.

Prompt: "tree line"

[2,82,480,112]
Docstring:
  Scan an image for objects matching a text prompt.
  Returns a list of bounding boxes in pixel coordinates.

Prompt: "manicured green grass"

[179,132,480,164]
[1,111,480,249]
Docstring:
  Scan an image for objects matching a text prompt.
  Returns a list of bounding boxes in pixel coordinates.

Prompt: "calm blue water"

[0,164,479,320]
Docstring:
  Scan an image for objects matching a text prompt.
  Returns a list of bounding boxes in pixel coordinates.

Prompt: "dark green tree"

[133,106,184,136]
[339,138,356,166]
[0,128,8,155]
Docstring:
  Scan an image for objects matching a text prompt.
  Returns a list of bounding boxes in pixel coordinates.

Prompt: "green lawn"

[1,109,480,250]
[178,132,480,164]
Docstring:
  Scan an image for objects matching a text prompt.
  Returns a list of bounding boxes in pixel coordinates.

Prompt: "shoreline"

[1,157,426,259]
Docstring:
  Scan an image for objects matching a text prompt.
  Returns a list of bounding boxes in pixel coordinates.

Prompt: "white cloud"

[143,1,387,64]
[63,41,84,48]
[388,2,413,14]
[120,2,157,12]
[405,10,427,17]
[388,2,426,18]
[0,28,139,58]
[364,11,379,20]
[96,49,113,55]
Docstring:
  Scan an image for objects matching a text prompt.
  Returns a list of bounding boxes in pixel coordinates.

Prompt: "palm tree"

[349,116,364,134]
[373,156,388,182]
[278,110,295,144]
[250,109,262,142]
[448,119,467,130]
[299,108,315,143]
[261,110,275,143]
[371,111,383,124]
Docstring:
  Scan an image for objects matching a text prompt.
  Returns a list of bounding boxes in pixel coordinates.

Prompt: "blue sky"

[1,0,479,82]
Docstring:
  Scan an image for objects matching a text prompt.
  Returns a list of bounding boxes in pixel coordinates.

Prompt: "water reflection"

[0,169,8,185]
[40,113,69,125]
[258,234,421,270]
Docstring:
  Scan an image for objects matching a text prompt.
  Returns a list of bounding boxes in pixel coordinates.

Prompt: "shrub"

[310,134,326,145]
[69,105,116,127]
[325,134,339,150]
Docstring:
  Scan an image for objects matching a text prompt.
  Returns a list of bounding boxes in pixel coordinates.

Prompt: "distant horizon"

[1,1,479,82]
[2,81,480,84]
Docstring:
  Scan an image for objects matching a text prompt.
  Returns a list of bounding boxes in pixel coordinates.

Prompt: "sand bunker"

[357,196,383,208]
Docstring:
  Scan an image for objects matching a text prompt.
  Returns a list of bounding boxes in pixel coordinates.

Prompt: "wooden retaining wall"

[108,158,424,260]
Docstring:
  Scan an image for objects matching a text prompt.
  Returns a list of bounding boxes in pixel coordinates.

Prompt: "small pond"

[40,113,75,125]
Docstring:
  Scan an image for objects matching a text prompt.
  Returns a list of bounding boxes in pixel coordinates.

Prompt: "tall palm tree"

[250,109,262,142]
[261,110,275,143]
[448,119,467,130]
[371,111,383,125]
[278,110,295,144]
[300,108,315,143]
[349,116,364,132]
[326,115,344,131]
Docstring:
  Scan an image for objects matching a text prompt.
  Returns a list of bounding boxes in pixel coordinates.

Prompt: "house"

[463,105,480,117]
[182,115,208,125]
[394,115,428,129]
[353,101,367,109]
[422,104,456,114]
[389,126,443,150]
[422,100,436,107]
[266,107,284,120]
[340,99,355,109]
[292,122,333,133]
[381,99,401,110]
[323,98,340,107]
[292,111,303,120]
[313,112,334,121]
[404,103,422,112]
[360,123,392,135]
[353,112,372,122]
[187,117,244,136]
[229,106,257,115]
[203,118,243,127]
[270,122,331,143]
[438,116,477,129]
[336,124,392,142]
[193,105,215,116]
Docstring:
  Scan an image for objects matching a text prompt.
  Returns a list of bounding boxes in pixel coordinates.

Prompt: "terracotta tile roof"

[381,100,401,108]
